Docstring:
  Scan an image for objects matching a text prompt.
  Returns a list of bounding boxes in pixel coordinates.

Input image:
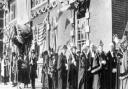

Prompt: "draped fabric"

[119,50,128,89]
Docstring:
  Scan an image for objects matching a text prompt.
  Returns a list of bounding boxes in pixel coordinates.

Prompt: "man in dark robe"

[68,46,78,89]
[17,55,24,88]
[57,45,67,89]
[48,53,58,89]
[88,44,102,89]
[29,50,37,89]
[78,45,91,89]
[97,45,108,89]
[23,55,30,88]
[106,43,117,89]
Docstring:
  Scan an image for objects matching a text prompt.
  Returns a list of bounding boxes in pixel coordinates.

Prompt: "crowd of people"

[0,50,38,89]
[40,39,128,89]
[0,37,128,89]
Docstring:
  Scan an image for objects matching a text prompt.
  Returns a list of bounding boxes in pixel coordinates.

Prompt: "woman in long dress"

[1,53,9,85]
[119,35,128,89]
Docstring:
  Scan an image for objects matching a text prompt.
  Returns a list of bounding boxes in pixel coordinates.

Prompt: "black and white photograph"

[0,0,128,89]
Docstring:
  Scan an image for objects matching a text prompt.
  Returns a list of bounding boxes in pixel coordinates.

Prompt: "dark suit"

[78,52,92,89]
[29,56,37,89]
[57,53,67,89]
[98,51,108,89]
[68,53,78,89]
[106,51,117,89]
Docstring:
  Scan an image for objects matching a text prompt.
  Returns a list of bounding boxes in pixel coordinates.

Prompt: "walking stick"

[116,53,120,89]
[16,55,19,89]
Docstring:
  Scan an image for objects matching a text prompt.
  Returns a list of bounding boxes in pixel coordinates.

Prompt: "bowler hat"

[63,45,67,49]
[31,49,35,53]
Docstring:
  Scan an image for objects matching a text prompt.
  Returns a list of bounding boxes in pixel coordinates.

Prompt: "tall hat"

[31,49,35,53]
[81,44,88,51]
[63,45,68,50]
[99,40,104,47]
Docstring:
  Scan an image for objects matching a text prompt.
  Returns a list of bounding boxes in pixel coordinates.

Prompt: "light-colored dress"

[1,59,4,77]
[120,50,128,89]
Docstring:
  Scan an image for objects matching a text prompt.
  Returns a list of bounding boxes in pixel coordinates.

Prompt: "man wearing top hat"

[97,41,108,89]
[106,42,117,89]
[29,49,37,89]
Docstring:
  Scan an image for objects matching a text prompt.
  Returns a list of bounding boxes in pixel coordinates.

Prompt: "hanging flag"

[65,17,74,30]
[60,4,70,12]
[57,10,63,21]
[65,18,70,29]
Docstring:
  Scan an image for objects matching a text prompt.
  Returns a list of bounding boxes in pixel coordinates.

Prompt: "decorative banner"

[31,0,58,19]
[37,17,48,45]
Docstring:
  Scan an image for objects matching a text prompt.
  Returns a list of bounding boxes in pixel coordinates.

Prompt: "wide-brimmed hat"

[12,52,16,56]
[63,45,68,49]
[81,44,88,51]
[76,50,81,54]
[71,45,77,50]
[31,49,35,53]
[99,40,104,47]
[3,52,6,55]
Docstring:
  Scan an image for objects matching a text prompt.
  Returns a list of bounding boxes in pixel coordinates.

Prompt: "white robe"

[120,51,128,89]
[1,59,5,77]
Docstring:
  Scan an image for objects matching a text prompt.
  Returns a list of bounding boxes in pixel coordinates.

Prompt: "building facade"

[2,0,128,55]
[0,1,4,58]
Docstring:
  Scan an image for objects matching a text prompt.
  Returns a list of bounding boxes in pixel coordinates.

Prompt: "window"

[10,0,16,21]
[0,19,3,28]
[0,10,4,18]
[32,0,47,8]
[77,19,87,51]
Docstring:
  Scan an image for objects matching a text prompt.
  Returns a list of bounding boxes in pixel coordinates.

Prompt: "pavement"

[0,79,42,89]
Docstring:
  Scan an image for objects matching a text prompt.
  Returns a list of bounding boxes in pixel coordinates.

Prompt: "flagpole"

[47,0,50,52]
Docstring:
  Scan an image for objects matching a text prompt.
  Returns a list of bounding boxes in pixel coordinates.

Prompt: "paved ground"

[0,83,17,89]
[0,79,42,89]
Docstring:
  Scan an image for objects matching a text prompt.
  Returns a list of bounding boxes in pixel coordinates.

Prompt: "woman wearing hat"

[1,53,9,85]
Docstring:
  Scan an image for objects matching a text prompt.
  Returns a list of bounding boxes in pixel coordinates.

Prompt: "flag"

[99,40,104,47]
[57,10,63,21]
[65,18,70,29]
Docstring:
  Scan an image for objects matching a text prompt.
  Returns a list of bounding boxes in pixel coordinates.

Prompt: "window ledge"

[31,0,47,11]
[9,19,17,24]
